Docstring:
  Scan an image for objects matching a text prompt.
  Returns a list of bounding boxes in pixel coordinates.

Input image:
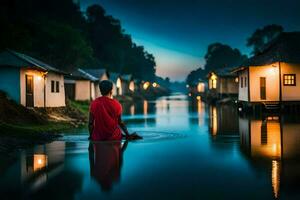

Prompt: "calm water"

[1,94,300,200]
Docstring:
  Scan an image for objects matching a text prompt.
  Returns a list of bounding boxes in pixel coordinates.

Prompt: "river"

[1,94,300,199]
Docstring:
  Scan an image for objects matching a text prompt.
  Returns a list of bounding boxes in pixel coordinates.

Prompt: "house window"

[241,77,243,88]
[51,81,60,93]
[245,77,247,87]
[283,74,296,86]
[51,81,55,93]
[56,81,60,93]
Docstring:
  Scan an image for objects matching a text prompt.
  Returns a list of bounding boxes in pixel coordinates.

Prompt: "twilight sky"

[81,0,300,81]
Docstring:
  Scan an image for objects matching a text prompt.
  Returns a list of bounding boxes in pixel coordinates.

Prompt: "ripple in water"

[58,131,186,143]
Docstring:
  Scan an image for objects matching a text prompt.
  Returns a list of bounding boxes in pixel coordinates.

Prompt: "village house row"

[189,32,300,110]
[0,49,154,108]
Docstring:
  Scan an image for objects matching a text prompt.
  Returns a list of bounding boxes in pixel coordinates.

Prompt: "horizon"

[81,0,300,81]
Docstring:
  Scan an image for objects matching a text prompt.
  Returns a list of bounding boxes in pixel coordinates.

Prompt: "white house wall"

[220,77,238,94]
[238,69,249,101]
[90,82,96,100]
[45,72,65,107]
[20,69,45,107]
[249,64,280,102]
[75,80,91,101]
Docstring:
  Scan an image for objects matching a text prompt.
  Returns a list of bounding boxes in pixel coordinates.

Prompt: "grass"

[68,100,90,117]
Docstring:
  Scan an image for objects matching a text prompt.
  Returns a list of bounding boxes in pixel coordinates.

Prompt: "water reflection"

[208,104,239,138]
[3,95,300,199]
[239,115,300,199]
[88,141,128,192]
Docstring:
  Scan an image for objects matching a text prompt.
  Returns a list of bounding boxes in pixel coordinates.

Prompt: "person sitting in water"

[89,80,141,141]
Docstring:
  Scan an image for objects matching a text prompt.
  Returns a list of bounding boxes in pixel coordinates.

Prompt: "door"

[64,83,75,100]
[26,75,34,107]
[260,77,266,100]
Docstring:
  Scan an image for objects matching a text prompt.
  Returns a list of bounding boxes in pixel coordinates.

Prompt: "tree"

[85,4,156,80]
[247,24,284,55]
[186,68,206,85]
[186,43,247,85]
[32,21,95,71]
[204,43,247,71]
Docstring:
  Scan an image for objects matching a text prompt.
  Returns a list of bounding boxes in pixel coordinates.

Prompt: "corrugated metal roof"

[0,49,65,74]
[83,69,107,80]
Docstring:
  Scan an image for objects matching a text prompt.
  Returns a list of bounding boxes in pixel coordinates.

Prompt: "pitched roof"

[121,74,133,81]
[83,69,107,80]
[0,49,65,74]
[209,67,237,78]
[65,68,98,81]
[244,32,300,66]
[109,72,121,83]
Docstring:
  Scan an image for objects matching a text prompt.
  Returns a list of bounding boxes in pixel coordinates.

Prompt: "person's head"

[99,80,113,97]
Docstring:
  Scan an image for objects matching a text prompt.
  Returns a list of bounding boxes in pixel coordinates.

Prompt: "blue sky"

[81,0,300,81]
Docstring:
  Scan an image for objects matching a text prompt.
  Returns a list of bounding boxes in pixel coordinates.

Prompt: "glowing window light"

[235,77,239,83]
[152,82,158,88]
[129,81,135,91]
[197,82,205,92]
[143,82,150,90]
[209,73,217,89]
[196,96,201,101]
[116,78,122,88]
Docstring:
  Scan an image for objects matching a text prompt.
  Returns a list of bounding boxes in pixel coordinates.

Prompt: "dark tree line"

[186,43,247,85]
[0,0,156,81]
[186,24,284,85]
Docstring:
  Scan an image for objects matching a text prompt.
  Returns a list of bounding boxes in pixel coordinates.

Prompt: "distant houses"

[109,72,123,96]
[207,67,239,99]
[0,50,66,107]
[83,69,109,98]
[233,32,300,108]
[188,79,206,96]
[121,74,134,95]
[64,68,109,101]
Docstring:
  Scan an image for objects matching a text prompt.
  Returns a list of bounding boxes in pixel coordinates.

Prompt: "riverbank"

[0,92,89,154]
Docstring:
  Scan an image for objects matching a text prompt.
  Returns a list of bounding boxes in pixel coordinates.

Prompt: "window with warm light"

[209,74,217,89]
[283,74,296,86]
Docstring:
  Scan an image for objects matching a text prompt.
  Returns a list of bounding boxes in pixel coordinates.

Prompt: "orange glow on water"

[272,160,280,199]
[33,154,48,172]
[143,100,148,115]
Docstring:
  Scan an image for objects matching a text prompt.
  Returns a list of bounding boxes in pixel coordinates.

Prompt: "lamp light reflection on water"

[143,100,148,115]
[33,154,48,172]
[272,160,280,199]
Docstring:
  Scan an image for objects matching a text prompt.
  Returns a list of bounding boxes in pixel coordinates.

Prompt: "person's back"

[89,80,142,141]
[90,96,122,140]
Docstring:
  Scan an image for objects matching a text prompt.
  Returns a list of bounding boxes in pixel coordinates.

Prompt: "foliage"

[85,5,156,80]
[186,43,247,85]
[247,24,284,55]
[0,0,156,80]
